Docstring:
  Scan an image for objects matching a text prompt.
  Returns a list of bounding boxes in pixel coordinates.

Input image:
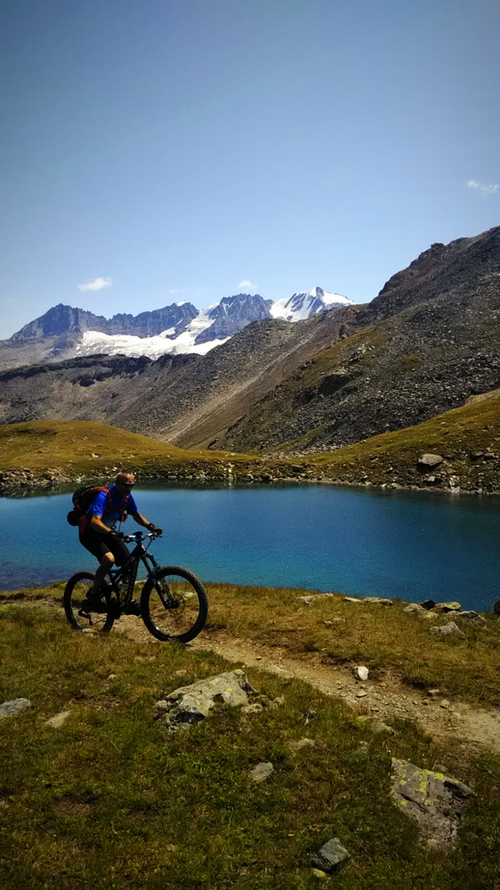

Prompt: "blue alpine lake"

[1,483,499,611]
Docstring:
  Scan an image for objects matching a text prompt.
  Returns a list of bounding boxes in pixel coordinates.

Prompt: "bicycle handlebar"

[122,531,162,543]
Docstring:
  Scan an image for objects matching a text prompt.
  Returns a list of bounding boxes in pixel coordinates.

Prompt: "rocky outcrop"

[218,229,500,453]
[195,294,273,344]
[10,302,199,341]
[154,670,256,732]
[390,759,474,848]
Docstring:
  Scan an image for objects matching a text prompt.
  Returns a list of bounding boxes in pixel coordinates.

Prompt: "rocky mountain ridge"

[3,288,354,369]
[0,226,499,453]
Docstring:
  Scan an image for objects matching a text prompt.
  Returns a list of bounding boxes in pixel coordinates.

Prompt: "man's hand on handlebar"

[109,529,125,541]
[147,524,163,535]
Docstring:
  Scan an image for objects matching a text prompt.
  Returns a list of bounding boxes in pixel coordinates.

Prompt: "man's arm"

[89,514,114,535]
[132,512,155,529]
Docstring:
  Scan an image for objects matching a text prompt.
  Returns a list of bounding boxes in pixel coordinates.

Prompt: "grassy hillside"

[0,420,261,488]
[1,591,499,888]
[291,390,500,492]
[1,395,500,494]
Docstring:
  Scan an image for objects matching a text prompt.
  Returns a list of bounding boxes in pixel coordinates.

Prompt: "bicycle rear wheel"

[63,571,115,633]
[141,566,208,643]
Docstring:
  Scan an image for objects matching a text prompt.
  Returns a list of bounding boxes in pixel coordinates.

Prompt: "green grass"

[0,419,259,476]
[2,392,500,494]
[1,602,500,888]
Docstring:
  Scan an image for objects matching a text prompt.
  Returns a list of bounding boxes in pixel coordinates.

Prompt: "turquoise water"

[1,483,499,611]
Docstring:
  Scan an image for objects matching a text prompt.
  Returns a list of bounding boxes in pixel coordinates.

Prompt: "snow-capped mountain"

[270,287,353,322]
[9,288,354,361]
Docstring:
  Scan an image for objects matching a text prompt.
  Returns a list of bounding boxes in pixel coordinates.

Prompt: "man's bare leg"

[92,552,115,594]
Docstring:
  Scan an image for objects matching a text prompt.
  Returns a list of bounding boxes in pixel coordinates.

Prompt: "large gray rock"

[0,698,31,720]
[418,454,444,469]
[311,838,350,873]
[154,670,255,732]
[446,610,487,628]
[391,758,473,848]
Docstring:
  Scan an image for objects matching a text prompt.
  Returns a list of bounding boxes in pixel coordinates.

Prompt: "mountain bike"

[63,531,208,643]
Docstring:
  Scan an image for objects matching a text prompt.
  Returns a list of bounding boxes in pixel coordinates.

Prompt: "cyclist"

[79,471,162,615]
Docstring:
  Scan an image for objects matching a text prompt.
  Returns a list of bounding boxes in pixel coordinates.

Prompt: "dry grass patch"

[203,582,500,707]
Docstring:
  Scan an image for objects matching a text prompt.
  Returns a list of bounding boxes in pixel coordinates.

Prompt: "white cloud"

[77,276,113,292]
[467,179,498,196]
[237,279,257,290]
[168,289,178,294]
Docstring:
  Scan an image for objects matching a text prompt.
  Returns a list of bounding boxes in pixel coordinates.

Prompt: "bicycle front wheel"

[63,571,115,633]
[141,566,208,643]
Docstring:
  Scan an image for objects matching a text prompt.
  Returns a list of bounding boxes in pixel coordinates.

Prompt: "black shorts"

[79,529,131,566]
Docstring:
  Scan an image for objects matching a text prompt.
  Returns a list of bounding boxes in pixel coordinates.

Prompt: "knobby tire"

[140,565,208,643]
[63,570,115,633]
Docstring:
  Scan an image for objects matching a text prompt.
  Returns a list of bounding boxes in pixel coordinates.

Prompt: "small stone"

[419,599,436,610]
[45,710,70,729]
[353,666,369,681]
[493,599,500,616]
[108,674,117,680]
[242,703,263,715]
[0,698,31,720]
[440,700,451,709]
[311,838,350,873]
[430,622,465,637]
[356,690,368,698]
[364,597,393,605]
[289,738,316,751]
[311,868,328,881]
[404,603,426,614]
[454,611,487,627]
[428,689,440,697]
[435,602,462,613]
[272,696,285,707]
[250,762,274,783]
[371,721,395,735]
[344,596,362,603]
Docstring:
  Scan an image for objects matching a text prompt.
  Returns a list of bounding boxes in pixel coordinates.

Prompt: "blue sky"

[1,0,499,338]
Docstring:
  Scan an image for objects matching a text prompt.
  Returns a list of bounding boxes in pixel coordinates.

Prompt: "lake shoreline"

[1,463,499,498]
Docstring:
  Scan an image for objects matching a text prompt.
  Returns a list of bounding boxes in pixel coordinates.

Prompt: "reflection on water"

[1,482,499,611]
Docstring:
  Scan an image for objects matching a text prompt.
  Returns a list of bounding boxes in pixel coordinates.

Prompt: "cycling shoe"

[81,590,108,614]
[123,599,142,617]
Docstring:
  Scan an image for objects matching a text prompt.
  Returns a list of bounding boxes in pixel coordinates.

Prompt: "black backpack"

[67,486,110,527]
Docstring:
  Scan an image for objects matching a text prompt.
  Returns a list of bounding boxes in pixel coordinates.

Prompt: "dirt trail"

[111,616,500,756]
[6,599,500,756]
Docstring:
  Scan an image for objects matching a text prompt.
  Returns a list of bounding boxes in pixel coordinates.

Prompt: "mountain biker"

[79,471,162,615]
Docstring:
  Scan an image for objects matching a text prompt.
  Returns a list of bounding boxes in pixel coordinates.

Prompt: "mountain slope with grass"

[1,391,500,495]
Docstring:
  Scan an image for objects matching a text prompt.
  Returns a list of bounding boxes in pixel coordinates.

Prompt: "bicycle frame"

[105,532,161,608]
